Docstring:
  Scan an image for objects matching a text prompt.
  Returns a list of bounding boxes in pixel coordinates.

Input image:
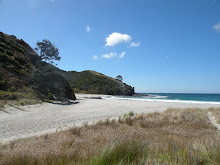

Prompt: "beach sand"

[0,94,220,143]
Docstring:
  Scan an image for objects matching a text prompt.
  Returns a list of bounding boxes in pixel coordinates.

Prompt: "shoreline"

[100,93,220,105]
[104,96,220,105]
[1,93,220,144]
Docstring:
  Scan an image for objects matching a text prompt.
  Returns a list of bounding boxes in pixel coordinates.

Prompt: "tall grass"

[91,140,148,165]
[0,108,220,165]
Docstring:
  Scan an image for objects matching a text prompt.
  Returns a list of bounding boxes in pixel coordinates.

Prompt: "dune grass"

[208,107,220,123]
[0,108,219,165]
[0,88,42,113]
[0,99,41,113]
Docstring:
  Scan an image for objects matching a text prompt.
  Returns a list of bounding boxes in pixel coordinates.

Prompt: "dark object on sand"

[54,96,71,105]
[60,97,71,105]
[84,97,102,99]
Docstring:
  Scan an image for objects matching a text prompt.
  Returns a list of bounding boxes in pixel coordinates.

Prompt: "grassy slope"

[0,32,134,102]
[0,32,40,92]
[0,32,76,108]
[0,33,44,107]
[67,70,134,95]
[40,62,135,96]
[0,108,219,164]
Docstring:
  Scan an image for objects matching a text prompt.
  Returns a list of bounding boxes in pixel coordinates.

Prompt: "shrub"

[5,49,13,56]
[0,90,18,100]
[0,47,4,53]
[0,80,8,91]
[129,111,135,117]
[0,42,6,49]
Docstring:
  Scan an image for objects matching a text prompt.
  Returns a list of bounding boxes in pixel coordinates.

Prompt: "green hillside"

[67,70,135,95]
[36,63,135,96]
[0,32,39,91]
[0,32,75,101]
[0,32,134,104]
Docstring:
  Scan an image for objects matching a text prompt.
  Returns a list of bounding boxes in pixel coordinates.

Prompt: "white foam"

[103,96,220,105]
[151,96,168,99]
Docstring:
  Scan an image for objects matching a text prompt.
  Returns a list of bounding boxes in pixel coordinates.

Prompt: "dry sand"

[0,94,220,143]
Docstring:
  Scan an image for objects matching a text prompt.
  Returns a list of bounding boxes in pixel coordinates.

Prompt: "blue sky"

[0,0,220,93]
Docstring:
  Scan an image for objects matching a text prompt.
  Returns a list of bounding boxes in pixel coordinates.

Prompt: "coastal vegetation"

[0,108,219,164]
[115,75,123,82]
[34,39,61,64]
[65,70,134,95]
[0,32,135,108]
[208,107,220,123]
[0,32,75,104]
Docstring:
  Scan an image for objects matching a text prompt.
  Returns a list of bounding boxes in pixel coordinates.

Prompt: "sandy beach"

[0,94,220,143]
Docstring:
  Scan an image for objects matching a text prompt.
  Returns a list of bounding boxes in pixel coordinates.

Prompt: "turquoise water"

[139,93,220,102]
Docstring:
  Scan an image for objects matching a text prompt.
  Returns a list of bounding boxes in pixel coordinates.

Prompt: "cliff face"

[0,32,134,101]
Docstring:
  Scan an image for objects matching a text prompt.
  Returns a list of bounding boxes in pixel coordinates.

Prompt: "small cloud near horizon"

[86,25,91,32]
[102,52,117,59]
[119,51,126,58]
[100,51,126,59]
[213,22,220,33]
[105,32,131,46]
[130,41,140,47]
[93,55,98,60]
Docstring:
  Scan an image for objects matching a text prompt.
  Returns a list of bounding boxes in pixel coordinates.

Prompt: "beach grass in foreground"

[208,107,220,124]
[0,108,220,165]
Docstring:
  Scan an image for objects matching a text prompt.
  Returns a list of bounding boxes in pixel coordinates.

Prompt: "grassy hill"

[0,32,40,92]
[66,70,135,95]
[0,32,75,102]
[0,32,134,104]
[36,63,135,96]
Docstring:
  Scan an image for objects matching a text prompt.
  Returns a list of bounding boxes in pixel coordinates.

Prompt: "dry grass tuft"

[0,99,41,113]
[0,108,219,165]
[0,101,8,113]
[208,107,220,123]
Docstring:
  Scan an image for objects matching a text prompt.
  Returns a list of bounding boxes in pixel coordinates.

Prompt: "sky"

[0,0,220,93]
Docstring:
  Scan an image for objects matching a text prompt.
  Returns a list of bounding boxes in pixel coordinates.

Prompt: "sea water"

[144,93,220,102]
[105,93,220,104]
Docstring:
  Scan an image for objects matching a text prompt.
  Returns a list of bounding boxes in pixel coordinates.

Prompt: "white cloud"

[119,51,126,58]
[213,22,220,32]
[105,32,131,46]
[101,51,126,59]
[86,25,91,32]
[93,55,98,60]
[102,52,117,58]
[130,41,140,47]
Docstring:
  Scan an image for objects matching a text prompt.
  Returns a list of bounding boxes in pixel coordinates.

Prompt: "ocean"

[143,93,220,102]
[107,93,220,104]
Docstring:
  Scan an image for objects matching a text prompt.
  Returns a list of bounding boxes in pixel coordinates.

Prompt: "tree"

[115,75,123,82]
[35,39,61,64]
